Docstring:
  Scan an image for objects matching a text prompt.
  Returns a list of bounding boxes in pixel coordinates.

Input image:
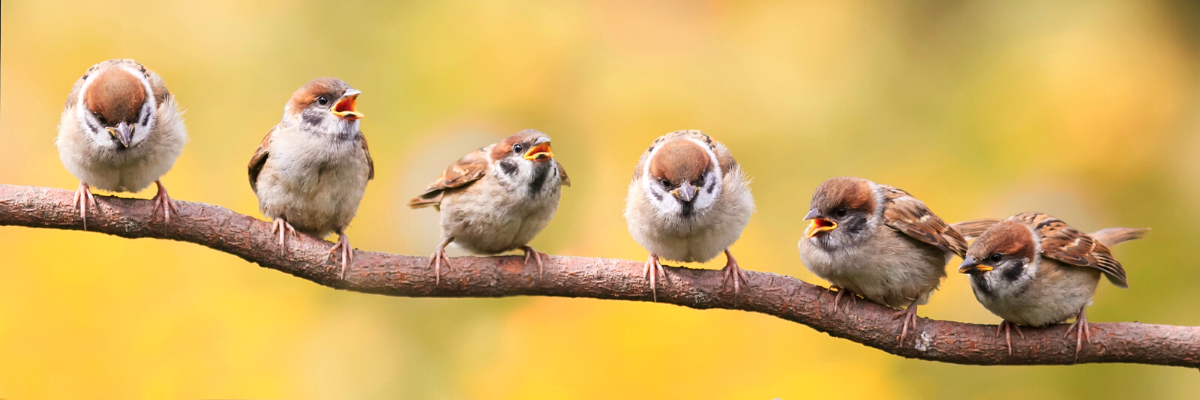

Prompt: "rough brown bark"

[1,184,1197,368]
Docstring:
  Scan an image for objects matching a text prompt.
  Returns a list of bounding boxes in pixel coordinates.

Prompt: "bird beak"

[106,122,133,148]
[958,256,994,273]
[803,209,837,239]
[671,181,698,203]
[522,136,554,162]
[331,89,363,120]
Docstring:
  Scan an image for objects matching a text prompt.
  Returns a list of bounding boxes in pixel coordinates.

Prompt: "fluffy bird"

[56,59,188,229]
[409,129,570,284]
[248,78,374,278]
[624,130,755,300]
[959,212,1147,356]
[798,177,981,342]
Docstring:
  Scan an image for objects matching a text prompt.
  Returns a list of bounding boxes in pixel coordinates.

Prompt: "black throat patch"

[527,161,551,195]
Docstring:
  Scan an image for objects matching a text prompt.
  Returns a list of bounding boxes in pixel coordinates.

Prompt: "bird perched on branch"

[56,59,188,229]
[624,130,755,300]
[248,78,373,279]
[409,129,570,284]
[959,212,1147,356]
[798,177,990,343]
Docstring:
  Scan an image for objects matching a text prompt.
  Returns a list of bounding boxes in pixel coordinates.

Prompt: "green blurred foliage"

[2,0,1198,398]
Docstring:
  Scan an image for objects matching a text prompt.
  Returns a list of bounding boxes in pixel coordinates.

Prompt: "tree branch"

[1,183,1196,368]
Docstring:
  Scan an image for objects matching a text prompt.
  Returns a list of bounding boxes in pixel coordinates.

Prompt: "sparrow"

[56,59,188,229]
[409,129,570,284]
[798,176,977,342]
[248,77,373,278]
[624,130,755,300]
[958,212,1147,356]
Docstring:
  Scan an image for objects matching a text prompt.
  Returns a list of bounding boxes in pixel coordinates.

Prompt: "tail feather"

[951,219,1000,240]
[1090,227,1151,247]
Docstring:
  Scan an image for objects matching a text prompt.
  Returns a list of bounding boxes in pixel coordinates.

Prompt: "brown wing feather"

[1016,212,1130,288]
[408,147,490,209]
[951,219,1001,240]
[556,161,571,187]
[247,127,274,193]
[880,185,969,257]
[359,133,375,180]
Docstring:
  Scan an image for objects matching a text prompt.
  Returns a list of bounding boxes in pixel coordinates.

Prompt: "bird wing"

[880,185,969,258]
[407,145,491,209]
[556,161,571,187]
[950,219,1001,240]
[359,133,375,180]
[247,127,275,193]
[1014,212,1130,288]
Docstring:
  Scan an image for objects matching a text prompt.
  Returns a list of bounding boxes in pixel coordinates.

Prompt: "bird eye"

[317,96,329,106]
[659,178,671,187]
[989,253,1003,262]
[835,208,849,218]
[512,143,524,153]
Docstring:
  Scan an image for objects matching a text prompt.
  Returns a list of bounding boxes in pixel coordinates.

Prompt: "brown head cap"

[810,177,876,214]
[84,68,147,125]
[648,139,711,184]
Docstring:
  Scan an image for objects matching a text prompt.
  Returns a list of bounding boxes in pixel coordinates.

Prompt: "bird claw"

[1065,308,1093,361]
[521,245,545,277]
[719,249,748,297]
[893,304,920,344]
[148,180,178,224]
[428,241,453,286]
[996,320,1024,355]
[72,182,97,230]
[271,219,299,250]
[642,254,667,302]
[328,233,353,279]
[831,286,857,312]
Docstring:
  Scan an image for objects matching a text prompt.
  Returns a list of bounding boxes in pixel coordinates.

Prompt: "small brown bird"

[798,177,976,342]
[56,59,188,229]
[248,78,373,278]
[409,129,569,284]
[624,130,755,300]
[959,212,1147,356]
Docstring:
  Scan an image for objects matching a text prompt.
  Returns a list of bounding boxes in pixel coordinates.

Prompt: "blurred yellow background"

[3,0,1199,398]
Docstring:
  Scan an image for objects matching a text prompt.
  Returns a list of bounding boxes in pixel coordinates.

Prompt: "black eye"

[835,208,849,218]
[512,143,523,153]
[989,253,1003,262]
[317,96,329,106]
[659,178,671,187]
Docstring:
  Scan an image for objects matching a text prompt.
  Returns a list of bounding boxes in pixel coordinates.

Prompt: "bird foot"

[427,241,453,286]
[72,182,97,230]
[1064,308,1093,361]
[270,218,300,251]
[893,304,920,344]
[719,249,749,297]
[148,180,178,224]
[327,233,353,279]
[996,320,1025,355]
[521,245,545,277]
[831,286,858,312]
[642,254,667,302]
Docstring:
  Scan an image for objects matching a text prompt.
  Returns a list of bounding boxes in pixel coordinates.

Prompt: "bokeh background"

[2,0,1199,398]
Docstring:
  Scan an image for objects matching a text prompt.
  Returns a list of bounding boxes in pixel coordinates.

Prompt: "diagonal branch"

[1,183,1196,368]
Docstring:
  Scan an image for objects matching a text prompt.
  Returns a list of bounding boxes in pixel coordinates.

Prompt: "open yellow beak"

[523,141,554,162]
[331,90,363,120]
[804,218,838,239]
[957,256,995,273]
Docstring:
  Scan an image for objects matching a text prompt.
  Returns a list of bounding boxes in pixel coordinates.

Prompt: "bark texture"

[1,184,1196,367]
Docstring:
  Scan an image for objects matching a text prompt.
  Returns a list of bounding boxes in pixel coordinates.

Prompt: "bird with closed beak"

[959,212,1147,356]
[409,129,570,284]
[248,77,373,279]
[56,59,188,229]
[624,130,755,300]
[798,177,990,343]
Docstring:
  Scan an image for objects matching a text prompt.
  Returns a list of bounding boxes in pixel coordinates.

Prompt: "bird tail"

[1090,227,1151,247]
[951,219,1000,240]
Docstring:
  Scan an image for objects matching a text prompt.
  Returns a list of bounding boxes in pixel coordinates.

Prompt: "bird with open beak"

[797,177,992,343]
[248,77,373,279]
[409,129,570,284]
[56,59,188,229]
[624,130,755,300]
[959,212,1147,356]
